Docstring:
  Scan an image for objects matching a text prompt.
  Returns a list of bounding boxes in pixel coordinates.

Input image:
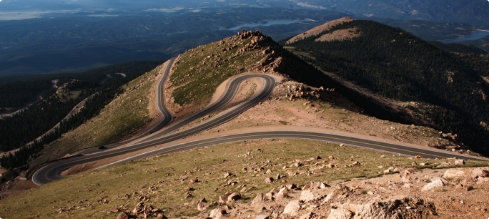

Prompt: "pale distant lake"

[441,30,489,43]
[227,19,314,31]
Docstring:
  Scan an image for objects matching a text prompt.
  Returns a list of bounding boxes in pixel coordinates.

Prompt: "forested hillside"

[284,19,489,155]
[0,61,160,170]
[0,61,159,112]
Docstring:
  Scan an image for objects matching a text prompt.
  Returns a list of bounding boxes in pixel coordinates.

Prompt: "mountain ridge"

[284,17,489,155]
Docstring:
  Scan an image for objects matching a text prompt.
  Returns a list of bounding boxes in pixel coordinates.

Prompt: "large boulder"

[283,200,301,216]
[442,169,466,179]
[454,159,465,165]
[328,206,354,219]
[218,192,231,204]
[209,208,227,219]
[227,192,242,203]
[197,198,208,211]
[299,190,316,202]
[472,168,489,178]
[251,193,264,205]
[421,179,445,192]
[276,187,289,199]
[116,212,129,219]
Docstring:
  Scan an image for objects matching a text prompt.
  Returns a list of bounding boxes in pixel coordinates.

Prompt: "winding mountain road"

[32,58,487,186]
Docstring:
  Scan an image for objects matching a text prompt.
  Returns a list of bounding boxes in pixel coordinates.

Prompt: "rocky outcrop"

[130,201,161,218]
[328,197,437,219]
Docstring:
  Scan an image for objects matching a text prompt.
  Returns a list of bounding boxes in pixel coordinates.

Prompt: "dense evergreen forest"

[285,20,489,155]
[0,61,161,170]
[0,61,160,112]
[430,41,488,55]
[0,80,54,109]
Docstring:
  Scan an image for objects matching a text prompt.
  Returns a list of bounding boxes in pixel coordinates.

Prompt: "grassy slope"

[30,64,164,167]
[170,37,257,107]
[4,139,487,218]
[169,31,328,109]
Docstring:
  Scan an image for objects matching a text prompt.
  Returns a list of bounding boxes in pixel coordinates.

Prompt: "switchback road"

[32,58,487,185]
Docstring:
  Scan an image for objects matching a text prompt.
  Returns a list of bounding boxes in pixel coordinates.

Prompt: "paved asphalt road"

[33,71,277,185]
[32,60,487,185]
[104,130,486,166]
[72,58,176,155]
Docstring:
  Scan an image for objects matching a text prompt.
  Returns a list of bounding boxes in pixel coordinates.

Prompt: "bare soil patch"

[1,179,37,199]
[286,17,355,44]
[316,27,360,42]
[60,162,101,177]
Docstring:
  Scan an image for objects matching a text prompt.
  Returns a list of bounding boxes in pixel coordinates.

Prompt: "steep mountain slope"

[167,30,333,115]
[465,35,489,53]
[284,18,489,155]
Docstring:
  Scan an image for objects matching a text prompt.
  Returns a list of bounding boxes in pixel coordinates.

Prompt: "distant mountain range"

[292,0,489,27]
[2,0,489,27]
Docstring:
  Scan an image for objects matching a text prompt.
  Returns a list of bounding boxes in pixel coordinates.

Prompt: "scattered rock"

[156,214,168,219]
[275,173,281,180]
[421,179,445,191]
[383,166,395,174]
[401,170,412,182]
[227,192,242,203]
[455,159,465,166]
[328,197,436,219]
[209,208,227,219]
[286,184,298,190]
[300,212,315,219]
[283,200,300,216]
[189,178,199,184]
[276,187,289,199]
[442,169,466,179]
[197,198,208,211]
[219,192,231,204]
[472,168,489,178]
[265,188,278,201]
[252,193,264,205]
[254,215,270,219]
[264,177,274,184]
[116,212,129,219]
[300,189,316,202]
[327,205,354,219]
